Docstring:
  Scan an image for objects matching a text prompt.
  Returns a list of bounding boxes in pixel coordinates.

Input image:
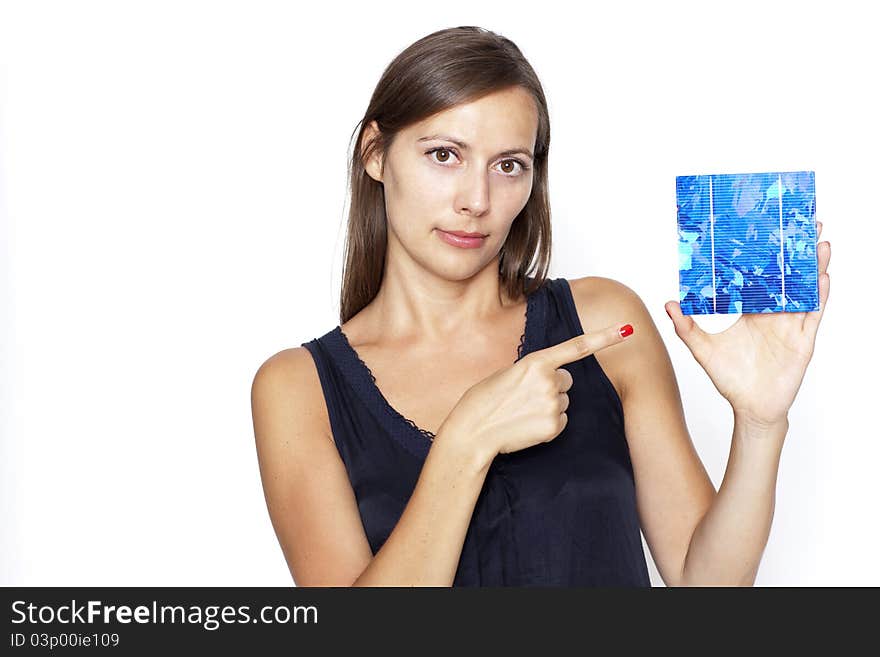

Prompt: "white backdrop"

[1,0,877,586]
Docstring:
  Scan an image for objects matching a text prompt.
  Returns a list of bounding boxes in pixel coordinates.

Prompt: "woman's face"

[363,86,538,280]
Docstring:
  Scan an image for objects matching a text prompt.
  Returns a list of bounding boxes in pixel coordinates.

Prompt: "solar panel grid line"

[709,175,717,314]
[778,173,786,309]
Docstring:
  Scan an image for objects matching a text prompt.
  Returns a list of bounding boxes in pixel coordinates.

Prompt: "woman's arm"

[352,428,491,586]
[679,413,788,586]
[252,347,493,587]
[578,226,830,586]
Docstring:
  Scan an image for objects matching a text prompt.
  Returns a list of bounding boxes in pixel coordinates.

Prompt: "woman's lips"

[435,229,486,249]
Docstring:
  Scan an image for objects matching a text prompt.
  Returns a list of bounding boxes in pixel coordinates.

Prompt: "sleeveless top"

[300,277,651,587]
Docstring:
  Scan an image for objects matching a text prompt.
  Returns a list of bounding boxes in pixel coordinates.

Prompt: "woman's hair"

[340,26,552,324]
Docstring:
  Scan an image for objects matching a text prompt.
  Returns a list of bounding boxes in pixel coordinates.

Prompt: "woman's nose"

[456,170,491,215]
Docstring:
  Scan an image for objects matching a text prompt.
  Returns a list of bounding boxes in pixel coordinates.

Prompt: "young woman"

[251,26,831,587]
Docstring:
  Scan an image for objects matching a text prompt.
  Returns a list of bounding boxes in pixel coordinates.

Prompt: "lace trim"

[338,286,534,444]
[337,328,438,441]
[516,286,536,361]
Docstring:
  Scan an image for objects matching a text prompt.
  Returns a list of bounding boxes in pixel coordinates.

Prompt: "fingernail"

[619,324,633,338]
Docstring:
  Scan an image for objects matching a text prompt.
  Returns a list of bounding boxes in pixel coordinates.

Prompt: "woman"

[251,26,831,587]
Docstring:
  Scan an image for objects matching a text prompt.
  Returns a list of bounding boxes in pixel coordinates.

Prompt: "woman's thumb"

[665,301,708,357]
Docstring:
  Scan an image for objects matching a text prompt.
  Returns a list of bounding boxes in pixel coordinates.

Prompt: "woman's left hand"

[664,221,831,427]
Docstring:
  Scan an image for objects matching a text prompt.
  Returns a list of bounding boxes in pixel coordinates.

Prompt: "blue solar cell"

[676,171,818,315]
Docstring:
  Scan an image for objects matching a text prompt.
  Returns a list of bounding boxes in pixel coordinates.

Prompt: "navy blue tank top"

[300,276,651,586]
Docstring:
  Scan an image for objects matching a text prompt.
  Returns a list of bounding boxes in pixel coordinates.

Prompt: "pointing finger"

[530,322,634,369]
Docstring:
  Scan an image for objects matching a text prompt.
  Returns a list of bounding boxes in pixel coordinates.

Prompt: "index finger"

[529,323,634,368]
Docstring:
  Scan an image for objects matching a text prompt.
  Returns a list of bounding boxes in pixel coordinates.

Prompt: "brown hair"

[340,26,552,324]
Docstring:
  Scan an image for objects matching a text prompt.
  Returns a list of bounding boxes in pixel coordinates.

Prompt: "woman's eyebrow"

[417,134,534,160]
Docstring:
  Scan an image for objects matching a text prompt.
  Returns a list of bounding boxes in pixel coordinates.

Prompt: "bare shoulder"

[250,346,373,585]
[567,275,643,306]
[251,347,332,446]
[252,346,317,385]
[566,276,657,403]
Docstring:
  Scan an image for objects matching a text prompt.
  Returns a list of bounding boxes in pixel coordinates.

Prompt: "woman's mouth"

[435,229,487,249]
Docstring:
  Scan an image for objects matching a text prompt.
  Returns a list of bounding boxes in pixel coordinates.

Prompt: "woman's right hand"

[436,322,635,463]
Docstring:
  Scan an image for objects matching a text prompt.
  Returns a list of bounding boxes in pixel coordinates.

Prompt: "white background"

[1,0,877,586]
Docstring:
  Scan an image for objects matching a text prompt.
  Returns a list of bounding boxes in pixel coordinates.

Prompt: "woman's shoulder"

[251,346,333,440]
[564,275,655,402]
[565,275,647,316]
[251,346,324,409]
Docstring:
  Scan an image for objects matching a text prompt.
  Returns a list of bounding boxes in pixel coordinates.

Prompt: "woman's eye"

[426,147,459,165]
[425,147,530,176]
[498,159,525,175]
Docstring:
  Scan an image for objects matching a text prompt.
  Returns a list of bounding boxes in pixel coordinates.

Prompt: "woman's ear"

[360,120,385,183]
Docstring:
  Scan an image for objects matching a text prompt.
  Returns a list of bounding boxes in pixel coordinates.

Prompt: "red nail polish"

[619,324,633,338]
